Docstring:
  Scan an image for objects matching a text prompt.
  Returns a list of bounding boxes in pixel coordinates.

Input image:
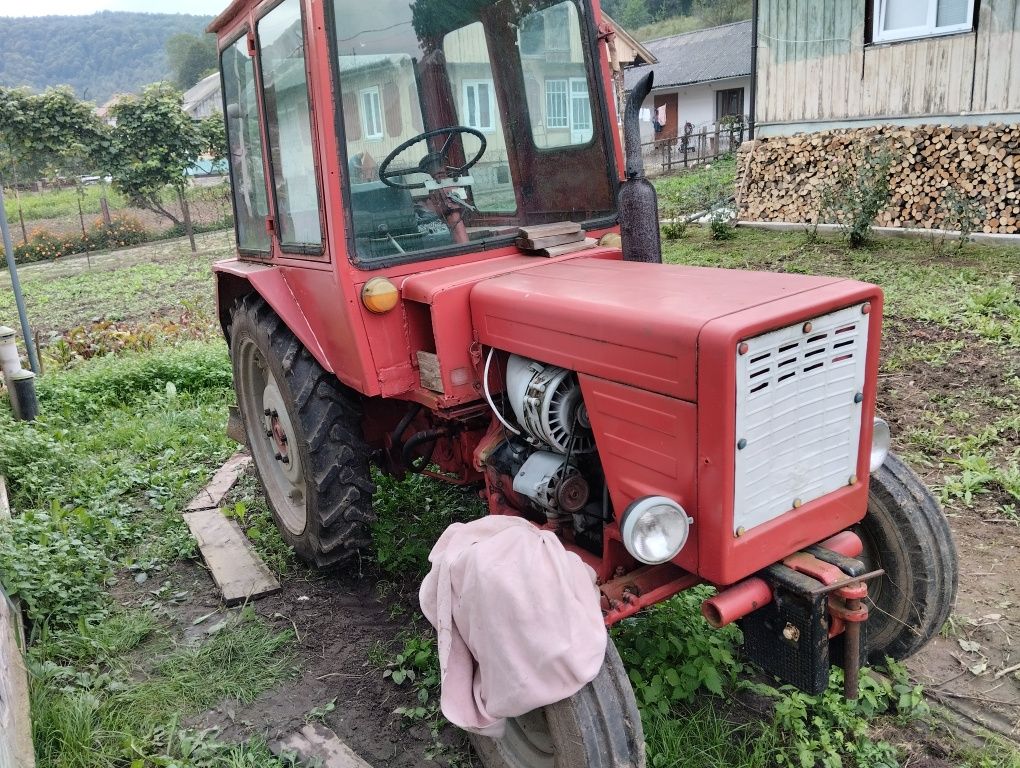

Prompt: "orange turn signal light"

[361,277,399,314]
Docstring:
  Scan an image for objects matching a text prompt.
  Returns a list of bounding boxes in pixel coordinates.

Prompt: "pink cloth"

[419,516,608,737]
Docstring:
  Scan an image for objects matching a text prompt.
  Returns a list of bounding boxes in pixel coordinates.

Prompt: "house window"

[545,79,568,128]
[570,78,592,139]
[462,79,496,132]
[359,87,383,140]
[716,88,744,120]
[873,0,974,43]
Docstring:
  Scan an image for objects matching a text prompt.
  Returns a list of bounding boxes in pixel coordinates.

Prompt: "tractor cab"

[217,0,618,269]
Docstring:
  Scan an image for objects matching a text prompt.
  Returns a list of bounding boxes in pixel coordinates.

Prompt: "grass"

[0,230,230,337]
[0,333,296,766]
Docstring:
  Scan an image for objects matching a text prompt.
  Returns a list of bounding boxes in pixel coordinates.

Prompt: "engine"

[487,354,607,552]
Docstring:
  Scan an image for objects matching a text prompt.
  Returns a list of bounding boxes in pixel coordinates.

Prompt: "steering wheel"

[378,126,487,190]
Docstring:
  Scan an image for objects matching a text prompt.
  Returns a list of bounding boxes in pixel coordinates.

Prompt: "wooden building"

[754,0,1020,136]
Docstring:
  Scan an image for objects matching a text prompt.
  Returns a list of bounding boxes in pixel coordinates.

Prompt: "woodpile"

[736,124,1020,235]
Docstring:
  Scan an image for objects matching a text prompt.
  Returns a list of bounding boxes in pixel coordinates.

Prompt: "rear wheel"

[854,453,958,663]
[470,640,645,768]
[230,295,375,569]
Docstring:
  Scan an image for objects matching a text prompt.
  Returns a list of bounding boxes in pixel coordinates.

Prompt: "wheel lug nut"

[274,452,283,460]
[264,408,272,416]
[281,456,290,464]
[280,435,288,444]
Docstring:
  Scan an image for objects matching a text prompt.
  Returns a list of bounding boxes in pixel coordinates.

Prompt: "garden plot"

[0,228,1017,767]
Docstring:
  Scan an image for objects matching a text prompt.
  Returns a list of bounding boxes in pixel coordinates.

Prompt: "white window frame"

[359,86,384,141]
[569,77,591,137]
[461,79,497,133]
[545,78,568,129]
[873,0,975,44]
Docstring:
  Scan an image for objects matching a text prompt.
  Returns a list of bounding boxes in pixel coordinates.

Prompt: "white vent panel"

[733,305,870,533]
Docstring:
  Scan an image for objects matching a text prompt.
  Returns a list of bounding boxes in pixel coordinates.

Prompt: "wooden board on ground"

[0,588,35,768]
[186,451,251,511]
[183,507,280,605]
[270,723,373,768]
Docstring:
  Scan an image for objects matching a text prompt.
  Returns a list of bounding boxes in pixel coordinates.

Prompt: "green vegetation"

[0,230,228,336]
[166,32,219,91]
[600,0,751,40]
[0,12,211,104]
[0,334,300,766]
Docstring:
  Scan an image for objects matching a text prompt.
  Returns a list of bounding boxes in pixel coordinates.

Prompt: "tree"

[0,86,109,244]
[618,0,652,28]
[166,33,218,90]
[106,84,204,250]
[198,115,227,162]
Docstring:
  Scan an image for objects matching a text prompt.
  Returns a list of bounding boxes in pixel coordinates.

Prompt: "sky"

[0,0,225,16]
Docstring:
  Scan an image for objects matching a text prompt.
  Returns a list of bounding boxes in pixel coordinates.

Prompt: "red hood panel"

[470,258,843,401]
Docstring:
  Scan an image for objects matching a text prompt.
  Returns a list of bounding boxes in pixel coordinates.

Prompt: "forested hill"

[0,12,212,105]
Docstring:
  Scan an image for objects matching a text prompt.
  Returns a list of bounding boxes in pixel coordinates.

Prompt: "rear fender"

[214,261,334,374]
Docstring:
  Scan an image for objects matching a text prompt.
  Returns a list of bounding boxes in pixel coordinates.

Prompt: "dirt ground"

[113,534,453,767]
[880,320,1020,743]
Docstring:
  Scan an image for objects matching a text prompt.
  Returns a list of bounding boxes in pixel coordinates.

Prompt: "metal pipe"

[623,71,653,180]
[0,182,40,373]
[749,0,759,139]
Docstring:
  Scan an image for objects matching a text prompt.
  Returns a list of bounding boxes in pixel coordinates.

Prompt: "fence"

[641,119,752,176]
[1,175,234,264]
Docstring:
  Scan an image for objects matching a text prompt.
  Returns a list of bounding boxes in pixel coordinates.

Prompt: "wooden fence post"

[0,588,35,767]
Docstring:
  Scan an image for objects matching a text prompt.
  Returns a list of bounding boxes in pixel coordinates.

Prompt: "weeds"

[371,471,483,579]
[819,147,893,248]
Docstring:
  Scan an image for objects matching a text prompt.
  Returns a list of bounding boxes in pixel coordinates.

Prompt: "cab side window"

[222,34,270,254]
[257,0,323,251]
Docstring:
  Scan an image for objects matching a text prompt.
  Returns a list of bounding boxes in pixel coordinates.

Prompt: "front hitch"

[702,534,884,699]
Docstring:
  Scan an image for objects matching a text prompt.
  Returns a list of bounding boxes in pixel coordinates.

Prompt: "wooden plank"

[0,590,34,768]
[0,475,9,521]
[183,507,280,605]
[537,237,597,257]
[516,231,585,250]
[186,451,252,511]
[416,351,444,393]
[270,723,373,768]
[516,221,581,238]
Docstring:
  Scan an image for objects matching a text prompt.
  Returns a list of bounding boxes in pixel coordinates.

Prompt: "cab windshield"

[328,0,617,264]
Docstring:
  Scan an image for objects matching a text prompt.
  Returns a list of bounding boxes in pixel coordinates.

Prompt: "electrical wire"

[483,347,521,436]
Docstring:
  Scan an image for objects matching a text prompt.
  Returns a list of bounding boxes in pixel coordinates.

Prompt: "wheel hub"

[238,337,308,537]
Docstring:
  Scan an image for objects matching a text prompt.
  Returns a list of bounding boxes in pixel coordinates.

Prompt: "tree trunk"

[177,185,196,252]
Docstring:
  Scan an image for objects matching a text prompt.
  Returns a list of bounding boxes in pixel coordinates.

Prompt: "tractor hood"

[470,256,851,402]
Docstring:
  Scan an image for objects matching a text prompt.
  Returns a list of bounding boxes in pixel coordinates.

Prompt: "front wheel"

[230,295,376,569]
[854,453,959,663]
[470,640,645,768]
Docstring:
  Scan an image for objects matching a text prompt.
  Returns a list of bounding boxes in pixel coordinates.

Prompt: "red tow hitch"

[701,531,884,699]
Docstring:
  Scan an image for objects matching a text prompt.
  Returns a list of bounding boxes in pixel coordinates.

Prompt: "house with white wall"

[623,20,752,144]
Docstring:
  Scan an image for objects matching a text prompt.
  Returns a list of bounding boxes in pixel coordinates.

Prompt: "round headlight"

[870,417,891,473]
[620,496,693,565]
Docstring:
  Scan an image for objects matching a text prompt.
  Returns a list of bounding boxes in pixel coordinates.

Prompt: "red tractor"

[210,0,957,763]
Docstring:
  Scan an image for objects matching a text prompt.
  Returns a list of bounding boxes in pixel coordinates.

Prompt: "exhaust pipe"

[618,71,661,264]
[701,532,865,628]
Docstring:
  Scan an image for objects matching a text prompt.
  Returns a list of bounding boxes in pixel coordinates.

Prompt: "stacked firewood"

[736,124,1020,234]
